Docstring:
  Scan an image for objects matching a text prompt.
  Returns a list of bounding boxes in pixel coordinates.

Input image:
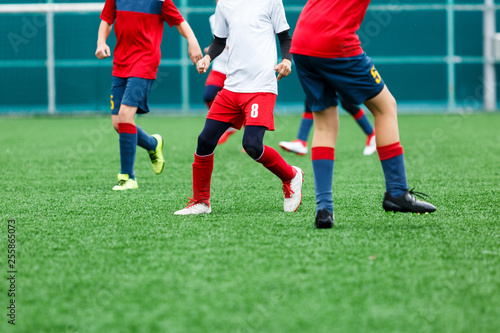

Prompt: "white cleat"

[174,199,211,215]
[279,140,308,156]
[283,166,304,212]
[363,135,376,156]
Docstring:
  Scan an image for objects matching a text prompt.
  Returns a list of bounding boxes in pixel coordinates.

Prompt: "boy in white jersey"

[174,0,303,215]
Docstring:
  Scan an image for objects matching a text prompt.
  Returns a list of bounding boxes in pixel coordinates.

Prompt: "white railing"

[0,1,498,113]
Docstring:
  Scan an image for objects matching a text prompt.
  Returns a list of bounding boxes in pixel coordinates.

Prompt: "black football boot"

[383,189,436,214]
[315,208,334,229]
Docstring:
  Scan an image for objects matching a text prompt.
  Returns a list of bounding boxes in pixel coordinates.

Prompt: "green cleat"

[149,134,165,175]
[112,173,138,191]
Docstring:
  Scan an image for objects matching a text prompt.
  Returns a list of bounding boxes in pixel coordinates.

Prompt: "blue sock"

[342,103,374,136]
[353,109,374,136]
[377,142,408,197]
[136,125,157,151]
[312,147,335,213]
[118,123,138,180]
[297,112,314,142]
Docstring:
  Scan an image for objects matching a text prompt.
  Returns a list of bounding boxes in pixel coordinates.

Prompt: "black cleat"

[315,208,334,229]
[383,189,436,214]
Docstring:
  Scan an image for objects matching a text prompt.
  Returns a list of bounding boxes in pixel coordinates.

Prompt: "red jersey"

[290,0,370,59]
[100,0,184,79]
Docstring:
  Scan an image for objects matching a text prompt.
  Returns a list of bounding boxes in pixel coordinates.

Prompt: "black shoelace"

[149,152,158,163]
[409,188,429,200]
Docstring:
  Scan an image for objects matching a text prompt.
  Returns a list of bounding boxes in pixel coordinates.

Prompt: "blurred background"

[0,0,499,115]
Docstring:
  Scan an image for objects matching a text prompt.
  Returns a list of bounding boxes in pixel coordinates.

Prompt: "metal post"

[180,0,189,113]
[446,0,456,111]
[46,0,56,114]
[483,0,496,111]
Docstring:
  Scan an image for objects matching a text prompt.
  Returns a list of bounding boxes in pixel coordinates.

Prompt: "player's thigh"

[364,85,397,117]
[293,54,338,112]
[122,77,154,114]
[111,76,127,116]
[207,89,245,129]
[241,93,277,131]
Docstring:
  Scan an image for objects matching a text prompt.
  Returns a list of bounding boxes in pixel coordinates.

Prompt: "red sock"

[193,153,214,203]
[256,146,295,182]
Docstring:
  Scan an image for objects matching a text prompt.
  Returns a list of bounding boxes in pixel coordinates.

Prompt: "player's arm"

[175,21,203,65]
[95,20,112,59]
[196,35,227,74]
[275,29,292,81]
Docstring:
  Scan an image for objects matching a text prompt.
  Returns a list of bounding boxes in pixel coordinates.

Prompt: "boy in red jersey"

[174,0,303,215]
[96,0,202,190]
[291,0,436,228]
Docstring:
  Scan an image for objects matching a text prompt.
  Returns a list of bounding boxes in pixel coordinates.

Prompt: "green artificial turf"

[1,112,499,333]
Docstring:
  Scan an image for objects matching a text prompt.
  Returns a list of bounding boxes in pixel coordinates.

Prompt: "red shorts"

[207,89,277,130]
[205,70,226,88]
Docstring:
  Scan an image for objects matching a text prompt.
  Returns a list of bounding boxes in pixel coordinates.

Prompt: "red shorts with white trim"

[205,70,226,88]
[207,89,276,130]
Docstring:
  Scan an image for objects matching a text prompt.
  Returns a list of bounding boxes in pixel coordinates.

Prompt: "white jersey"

[209,14,229,75]
[212,0,290,94]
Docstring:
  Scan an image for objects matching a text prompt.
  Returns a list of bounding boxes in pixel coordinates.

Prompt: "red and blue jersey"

[100,0,184,79]
[291,0,371,59]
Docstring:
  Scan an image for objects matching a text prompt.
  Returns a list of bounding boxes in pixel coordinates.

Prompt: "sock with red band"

[312,147,335,213]
[352,109,374,137]
[136,126,157,151]
[377,142,408,197]
[297,111,314,142]
[118,123,138,180]
[192,153,214,203]
[256,146,295,182]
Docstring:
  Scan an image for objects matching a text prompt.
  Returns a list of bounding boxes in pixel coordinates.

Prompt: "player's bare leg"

[364,86,436,213]
[310,105,338,228]
[364,86,399,147]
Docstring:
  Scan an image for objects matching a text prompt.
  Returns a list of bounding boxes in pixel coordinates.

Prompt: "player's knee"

[197,132,217,156]
[242,137,263,160]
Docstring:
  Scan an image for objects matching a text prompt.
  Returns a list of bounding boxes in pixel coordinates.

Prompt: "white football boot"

[279,140,308,156]
[174,199,211,215]
[282,166,304,212]
[363,135,376,156]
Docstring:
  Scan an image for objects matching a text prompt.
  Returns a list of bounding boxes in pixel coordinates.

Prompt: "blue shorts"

[110,76,154,115]
[293,53,385,111]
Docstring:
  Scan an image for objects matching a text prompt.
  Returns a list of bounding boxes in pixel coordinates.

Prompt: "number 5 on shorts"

[370,66,382,84]
[251,103,259,118]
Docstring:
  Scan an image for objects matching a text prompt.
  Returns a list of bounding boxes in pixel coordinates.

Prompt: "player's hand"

[196,55,211,74]
[203,46,209,54]
[95,42,111,60]
[188,42,203,65]
[275,59,292,81]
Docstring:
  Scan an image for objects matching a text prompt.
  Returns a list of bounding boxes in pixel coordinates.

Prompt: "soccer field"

[1,113,499,332]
